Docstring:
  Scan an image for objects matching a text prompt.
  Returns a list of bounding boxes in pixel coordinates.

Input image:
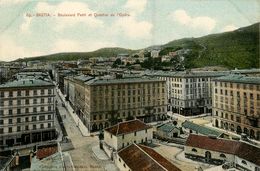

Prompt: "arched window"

[192,148,197,152]
[220,154,226,158]
[242,160,247,165]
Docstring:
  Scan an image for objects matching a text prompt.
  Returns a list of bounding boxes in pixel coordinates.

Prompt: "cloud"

[222,25,238,32]
[170,9,216,32]
[0,0,27,5]
[19,1,103,32]
[114,17,152,39]
[20,15,32,32]
[124,0,147,15]
[51,39,117,53]
[0,36,41,61]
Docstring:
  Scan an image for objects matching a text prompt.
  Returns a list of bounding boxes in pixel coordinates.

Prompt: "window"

[0,110,3,115]
[33,125,36,130]
[8,127,12,133]
[9,91,13,97]
[25,99,29,105]
[48,89,52,95]
[25,117,29,122]
[48,98,52,103]
[41,98,44,103]
[9,109,12,115]
[48,106,52,111]
[40,124,44,129]
[17,118,21,123]
[9,100,13,106]
[122,135,124,139]
[33,107,37,112]
[0,91,4,97]
[33,99,37,104]
[41,89,44,95]
[26,90,29,96]
[145,129,147,133]
[242,160,247,165]
[0,128,3,134]
[192,148,197,152]
[33,90,37,95]
[134,132,136,136]
[17,100,21,105]
[220,154,226,158]
[0,120,3,125]
[9,119,12,124]
[110,134,112,138]
[48,123,51,128]
[48,115,51,120]
[17,126,21,132]
[32,116,37,121]
[25,108,29,113]
[40,107,44,112]
[39,116,45,121]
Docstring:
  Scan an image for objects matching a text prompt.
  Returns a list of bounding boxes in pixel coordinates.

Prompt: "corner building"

[0,78,57,151]
[212,75,260,140]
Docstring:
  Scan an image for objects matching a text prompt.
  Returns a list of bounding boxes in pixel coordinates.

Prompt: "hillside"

[17,23,259,69]
[162,23,259,69]
[17,47,138,62]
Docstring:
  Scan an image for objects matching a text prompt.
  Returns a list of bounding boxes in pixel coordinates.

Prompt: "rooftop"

[213,74,260,84]
[85,77,164,85]
[186,134,260,165]
[0,78,54,88]
[118,143,181,171]
[182,121,223,137]
[157,123,180,133]
[105,119,152,136]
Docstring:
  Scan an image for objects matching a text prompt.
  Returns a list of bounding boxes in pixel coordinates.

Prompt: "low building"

[212,75,260,140]
[116,143,181,171]
[182,121,224,137]
[156,122,181,139]
[185,134,260,171]
[103,120,153,158]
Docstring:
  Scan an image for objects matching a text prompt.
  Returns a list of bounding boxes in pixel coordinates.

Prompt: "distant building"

[151,50,160,58]
[212,75,260,140]
[103,119,153,158]
[185,134,260,170]
[0,78,57,152]
[116,143,181,171]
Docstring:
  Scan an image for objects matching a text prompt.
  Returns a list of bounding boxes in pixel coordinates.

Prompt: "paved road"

[54,88,117,171]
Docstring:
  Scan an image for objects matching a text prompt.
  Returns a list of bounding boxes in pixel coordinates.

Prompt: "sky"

[0,0,259,61]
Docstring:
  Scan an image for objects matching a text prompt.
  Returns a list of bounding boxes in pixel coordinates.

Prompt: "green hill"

[162,23,259,69]
[17,47,137,62]
[17,23,259,69]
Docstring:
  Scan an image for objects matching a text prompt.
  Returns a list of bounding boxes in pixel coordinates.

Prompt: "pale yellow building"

[64,75,167,132]
[212,75,260,140]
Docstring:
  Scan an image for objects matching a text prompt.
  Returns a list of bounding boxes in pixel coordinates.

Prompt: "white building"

[185,134,260,171]
[103,119,153,158]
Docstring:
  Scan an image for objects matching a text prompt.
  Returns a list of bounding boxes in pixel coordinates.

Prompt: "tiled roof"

[118,144,181,171]
[186,134,260,165]
[212,74,260,84]
[105,119,152,136]
[182,121,223,137]
[36,146,58,160]
[0,78,54,88]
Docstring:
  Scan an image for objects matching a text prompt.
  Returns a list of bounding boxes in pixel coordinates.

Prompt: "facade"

[65,75,167,132]
[185,134,260,171]
[103,119,153,157]
[212,75,260,140]
[146,71,227,116]
[0,78,57,152]
[116,143,181,171]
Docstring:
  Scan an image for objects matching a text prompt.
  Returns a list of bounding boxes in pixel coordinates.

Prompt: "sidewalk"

[56,87,90,137]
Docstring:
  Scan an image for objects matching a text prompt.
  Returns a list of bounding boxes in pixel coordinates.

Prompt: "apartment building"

[64,75,167,132]
[146,71,227,116]
[0,78,57,151]
[212,75,260,140]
